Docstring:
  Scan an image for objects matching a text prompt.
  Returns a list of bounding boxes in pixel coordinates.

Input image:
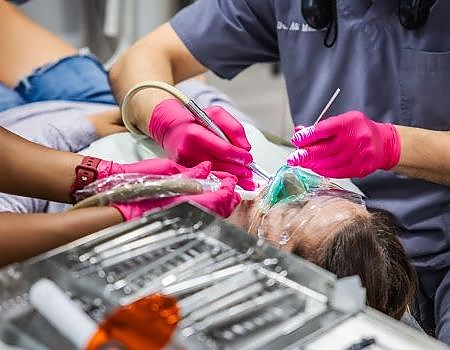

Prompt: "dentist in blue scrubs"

[109,0,450,343]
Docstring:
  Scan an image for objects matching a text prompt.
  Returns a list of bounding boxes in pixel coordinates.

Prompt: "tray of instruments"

[0,202,361,349]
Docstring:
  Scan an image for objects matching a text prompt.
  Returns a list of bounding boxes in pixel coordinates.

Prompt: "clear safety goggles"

[259,166,364,212]
[249,166,365,241]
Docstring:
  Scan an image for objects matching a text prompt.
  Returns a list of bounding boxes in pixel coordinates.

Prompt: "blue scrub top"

[171,0,450,269]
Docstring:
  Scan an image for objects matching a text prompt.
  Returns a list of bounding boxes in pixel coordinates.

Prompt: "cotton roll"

[29,279,97,349]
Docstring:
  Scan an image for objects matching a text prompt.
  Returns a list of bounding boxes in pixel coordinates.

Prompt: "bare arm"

[0,207,123,266]
[394,125,450,185]
[109,23,207,134]
[0,0,76,87]
[0,127,83,203]
[0,127,126,265]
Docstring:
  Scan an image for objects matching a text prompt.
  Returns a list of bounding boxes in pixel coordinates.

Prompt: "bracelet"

[70,156,102,203]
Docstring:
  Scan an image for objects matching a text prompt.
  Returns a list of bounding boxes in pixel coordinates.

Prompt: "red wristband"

[70,156,102,203]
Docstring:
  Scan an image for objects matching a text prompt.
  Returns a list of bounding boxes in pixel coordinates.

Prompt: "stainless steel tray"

[0,203,446,350]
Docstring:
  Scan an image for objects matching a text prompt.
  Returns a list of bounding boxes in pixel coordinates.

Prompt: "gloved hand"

[96,158,210,180]
[148,99,255,190]
[71,157,208,203]
[113,171,241,220]
[287,111,401,178]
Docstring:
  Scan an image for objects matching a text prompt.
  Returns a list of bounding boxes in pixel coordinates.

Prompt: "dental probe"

[121,81,272,183]
[314,87,341,125]
[184,99,272,182]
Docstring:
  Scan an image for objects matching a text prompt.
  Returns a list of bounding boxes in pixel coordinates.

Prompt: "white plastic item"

[29,279,97,349]
[236,188,259,201]
[329,276,366,313]
[103,0,121,37]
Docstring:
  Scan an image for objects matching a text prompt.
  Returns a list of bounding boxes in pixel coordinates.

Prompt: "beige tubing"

[121,81,189,135]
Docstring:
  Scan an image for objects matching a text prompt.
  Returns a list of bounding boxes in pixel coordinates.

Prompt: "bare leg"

[0,0,77,87]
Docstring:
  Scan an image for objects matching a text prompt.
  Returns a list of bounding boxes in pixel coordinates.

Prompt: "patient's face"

[228,193,369,253]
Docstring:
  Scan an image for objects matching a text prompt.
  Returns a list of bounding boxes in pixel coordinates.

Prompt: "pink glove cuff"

[112,203,142,221]
[96,160,119,179]
[381,123,401,170]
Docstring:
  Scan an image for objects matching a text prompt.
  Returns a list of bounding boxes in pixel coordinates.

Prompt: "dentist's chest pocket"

[399,49,450,130]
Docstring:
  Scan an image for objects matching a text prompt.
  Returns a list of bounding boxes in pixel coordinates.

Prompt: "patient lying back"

[228,169,416,320]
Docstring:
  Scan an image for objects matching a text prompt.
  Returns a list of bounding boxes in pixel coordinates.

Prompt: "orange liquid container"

[85,294,180,350]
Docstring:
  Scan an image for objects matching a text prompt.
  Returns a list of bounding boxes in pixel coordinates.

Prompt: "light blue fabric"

[15,53,116,106]
[0,54,115,113]
[0,83,25,111]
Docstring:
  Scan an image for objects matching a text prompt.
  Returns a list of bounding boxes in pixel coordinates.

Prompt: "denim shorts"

[0,51,116,113]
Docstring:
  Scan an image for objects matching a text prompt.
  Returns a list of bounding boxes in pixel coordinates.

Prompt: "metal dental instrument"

[112,250,213,292]
[159,249,238,286]
[75,233,196,276]
[99,233,196,269]
[221,305,302,347]
[179,270,262,316]
[258,266,328,303]
[110,244,239,295]
[122,263,249,305]
[151,264,249,299]
[94,228,181,261]
[78,218,180,263]
[189,289,295,332]
[231,308,316,350]
[180,283,265,327]
[314,88,341,125]
[121,81,273,183]
[77,227,182,269]
[185,99,272,182]
[110,240,202,291]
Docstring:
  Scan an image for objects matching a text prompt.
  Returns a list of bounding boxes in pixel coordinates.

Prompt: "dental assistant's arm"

[109,23,206,133]
[288,112,450,185]
[394,125,450,185]
[0,127,239,265]
[0,208,123,266]
[0,127,83,203]
[0,127,124,265]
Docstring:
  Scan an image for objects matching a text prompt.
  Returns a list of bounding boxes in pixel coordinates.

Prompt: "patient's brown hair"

[295,209,416,319]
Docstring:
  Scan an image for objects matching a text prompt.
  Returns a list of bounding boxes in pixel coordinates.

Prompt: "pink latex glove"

[96,158,210,179]
[287,111,401,178]
[113,171,241,221]
[149,99,255,190]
